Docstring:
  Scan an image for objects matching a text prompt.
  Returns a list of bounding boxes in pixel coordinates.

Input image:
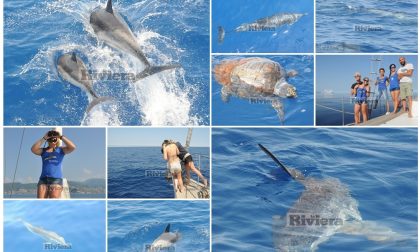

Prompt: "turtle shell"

[214,57,286,94]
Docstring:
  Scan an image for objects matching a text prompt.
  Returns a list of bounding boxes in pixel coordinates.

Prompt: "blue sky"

[317,55,418,94]
[4,128,106,183]
[108,128,210,147]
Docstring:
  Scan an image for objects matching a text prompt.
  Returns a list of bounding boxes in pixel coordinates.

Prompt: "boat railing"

[189,153,210,182]
[316,94,416,126]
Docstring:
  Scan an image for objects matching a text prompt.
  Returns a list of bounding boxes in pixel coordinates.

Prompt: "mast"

[185,128,193,151]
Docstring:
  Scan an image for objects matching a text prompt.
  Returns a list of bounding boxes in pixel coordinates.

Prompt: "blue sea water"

[4,0,209,126]
[212,55,314,126]
[108,147,210,198]
[108,200,210,252]
[4,200,106,252]
[212,0,314,53]
[212,128,418,251]
[317,0,418,52]
[5,194,105,199]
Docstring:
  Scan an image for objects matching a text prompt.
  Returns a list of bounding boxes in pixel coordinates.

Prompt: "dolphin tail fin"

[218,26,225,44]
[135,64,181,81]
[86,96,113,114]
[338,221,400,242]
[164,224,171,233]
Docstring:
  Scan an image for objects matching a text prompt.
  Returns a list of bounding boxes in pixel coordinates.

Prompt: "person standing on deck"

[31,130,76,198]
[353,77,370,124]
[397,56,414,118]
[374,68,390,115]
[389,64,400,114]
[351,72,363,123]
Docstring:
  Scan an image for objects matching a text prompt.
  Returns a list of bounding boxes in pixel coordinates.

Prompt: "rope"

[9,128,25,198]
[317,104,355,115]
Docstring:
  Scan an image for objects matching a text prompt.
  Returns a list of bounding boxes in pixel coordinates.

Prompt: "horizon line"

[108,145,209,148]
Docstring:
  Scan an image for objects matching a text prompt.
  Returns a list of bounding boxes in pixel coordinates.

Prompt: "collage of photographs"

[1,0,418,252]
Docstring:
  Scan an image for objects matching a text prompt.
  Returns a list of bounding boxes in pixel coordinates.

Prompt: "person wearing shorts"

[397,57,414,118]
[353,78,370,124]
[31,130,76,198]
[163,141,184,193]
[389,64,400,113]
[162,140,208,187]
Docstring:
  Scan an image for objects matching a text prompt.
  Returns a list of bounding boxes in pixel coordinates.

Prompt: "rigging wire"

[9,128,26,198]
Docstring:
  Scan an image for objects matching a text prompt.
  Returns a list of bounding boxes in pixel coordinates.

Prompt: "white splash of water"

[16,0,203,126]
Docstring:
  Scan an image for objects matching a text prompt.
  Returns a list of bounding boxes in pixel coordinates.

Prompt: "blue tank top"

[389,73,399,89]
[40,147,65,178]
[376,76,388,90]
[356,85,367,102]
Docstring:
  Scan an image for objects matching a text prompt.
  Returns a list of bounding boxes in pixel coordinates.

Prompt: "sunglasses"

[363,79,369,82]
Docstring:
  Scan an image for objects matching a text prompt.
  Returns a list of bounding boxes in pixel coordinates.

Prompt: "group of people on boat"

[161,140,208,193]
[350,56,414,124]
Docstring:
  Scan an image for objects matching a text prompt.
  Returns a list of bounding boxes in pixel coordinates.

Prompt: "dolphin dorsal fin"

[164,224,170,233]
[258,144,294,178]
[71,52,77,62]
[106,0,113,14]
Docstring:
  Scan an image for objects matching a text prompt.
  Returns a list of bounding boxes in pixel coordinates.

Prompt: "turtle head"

[274,80,297,98]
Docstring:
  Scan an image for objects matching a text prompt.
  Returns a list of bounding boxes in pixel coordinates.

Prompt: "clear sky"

[317,55,418,94]
[108,128,210,147]
[4,128,106,183]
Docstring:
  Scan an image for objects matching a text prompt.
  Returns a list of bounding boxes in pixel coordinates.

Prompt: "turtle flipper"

[271,99,285,123]
[221,86,231,103]
[287,69,299,77]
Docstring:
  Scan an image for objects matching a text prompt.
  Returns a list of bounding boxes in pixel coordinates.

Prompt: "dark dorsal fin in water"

[218,26,225,44]
[106,0,113,14]
[71,52,77,62]
[164,224,170,233]
[258,144,294,178]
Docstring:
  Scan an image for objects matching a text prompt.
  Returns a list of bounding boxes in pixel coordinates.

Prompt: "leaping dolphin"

[258,144,399,252]
[57,52,112,114]
[90,0,180,80]
[21,219,68,246]
[148,224,181,251]
[218,13,306,44]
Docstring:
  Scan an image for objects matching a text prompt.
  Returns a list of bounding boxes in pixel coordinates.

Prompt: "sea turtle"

[213,57,298,122]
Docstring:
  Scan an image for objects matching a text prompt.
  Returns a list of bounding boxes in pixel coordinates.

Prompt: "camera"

[47,130,60,143]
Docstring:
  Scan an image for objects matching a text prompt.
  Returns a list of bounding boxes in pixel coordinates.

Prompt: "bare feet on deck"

[178,186,185,193]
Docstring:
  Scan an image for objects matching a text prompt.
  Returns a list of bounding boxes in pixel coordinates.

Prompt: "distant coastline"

[4,178,105,197]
